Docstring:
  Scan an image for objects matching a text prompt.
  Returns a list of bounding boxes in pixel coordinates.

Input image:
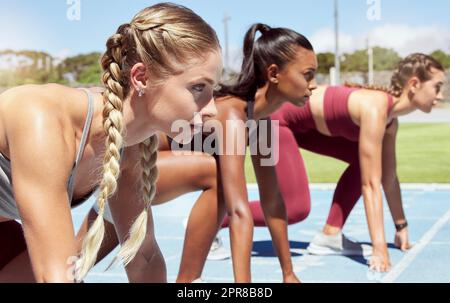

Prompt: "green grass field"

[245,123,450,184]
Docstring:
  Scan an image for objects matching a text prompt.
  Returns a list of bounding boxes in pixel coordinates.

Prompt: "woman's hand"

[394,227,412,252]
[283,272,301,283]
[369,246,391,272]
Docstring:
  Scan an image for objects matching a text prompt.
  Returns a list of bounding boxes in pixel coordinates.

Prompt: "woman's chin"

[290,96,309,107]
[418,103,434,114]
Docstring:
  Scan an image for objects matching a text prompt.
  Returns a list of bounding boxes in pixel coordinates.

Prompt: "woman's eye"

[304,71,315,82]
[192,84,206,93]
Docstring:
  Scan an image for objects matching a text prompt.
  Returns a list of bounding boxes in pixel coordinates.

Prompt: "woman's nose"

[309,79,318,91]
[201,97,217,120]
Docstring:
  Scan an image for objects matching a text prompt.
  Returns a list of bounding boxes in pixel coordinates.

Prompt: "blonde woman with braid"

[0,3,221,283]
[79,23,317,283]
[229,53,446,272]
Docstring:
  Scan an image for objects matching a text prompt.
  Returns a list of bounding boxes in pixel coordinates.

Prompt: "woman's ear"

[130,63,149,92]
[408,76,422,94]
[267,64,279,84]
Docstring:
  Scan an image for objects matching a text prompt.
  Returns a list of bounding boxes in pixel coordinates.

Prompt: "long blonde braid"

[75,29,127,281]
[74,3,220,281]
[110,135,159,267]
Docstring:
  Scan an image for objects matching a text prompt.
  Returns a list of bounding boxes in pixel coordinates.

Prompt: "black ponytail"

[216,23,313,101]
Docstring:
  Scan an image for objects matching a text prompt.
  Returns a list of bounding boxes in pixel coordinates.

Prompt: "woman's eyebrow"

[191,76,215,85]
[204,77,216,85]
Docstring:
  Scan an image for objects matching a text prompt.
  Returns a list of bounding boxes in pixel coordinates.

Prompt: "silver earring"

[138,89,145,97]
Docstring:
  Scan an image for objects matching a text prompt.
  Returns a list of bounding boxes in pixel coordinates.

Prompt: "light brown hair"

[75,2,220,281]
[346,53,444,97]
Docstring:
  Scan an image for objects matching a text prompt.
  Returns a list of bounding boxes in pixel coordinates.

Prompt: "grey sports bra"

[68,88,94,203]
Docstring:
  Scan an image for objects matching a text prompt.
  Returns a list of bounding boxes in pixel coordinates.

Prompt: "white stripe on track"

[382,207,450,283]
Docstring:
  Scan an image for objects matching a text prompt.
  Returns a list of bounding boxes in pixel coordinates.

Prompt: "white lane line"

[262,183,450,191]
[88,272,127,278]
[381,207,450,283]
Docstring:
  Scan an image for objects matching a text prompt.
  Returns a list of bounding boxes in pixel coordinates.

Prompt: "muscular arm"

[251,119,298,282]
[381,119,406,224]
[216,106,253,283]
[359,100,390,270]
[382,119,411,251]
[7,103,77,282]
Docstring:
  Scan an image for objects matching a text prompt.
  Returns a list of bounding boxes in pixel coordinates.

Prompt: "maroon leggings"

[222,126,362,228]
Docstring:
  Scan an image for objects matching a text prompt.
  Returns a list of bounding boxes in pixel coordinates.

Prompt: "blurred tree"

[0,50,58,86]
[341,47,401,72]
[316,52,335,74]
[430,50,450,69]
[3,47,445,89]
[372,47,402,71]
[59,52,102,84]
[78,63,102,84]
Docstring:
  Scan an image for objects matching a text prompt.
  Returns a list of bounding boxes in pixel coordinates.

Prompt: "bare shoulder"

[0,84,77,167]
[0,84,70,121]
[2,85,66,134]
[215,95,248,122]
[355,89,390,114]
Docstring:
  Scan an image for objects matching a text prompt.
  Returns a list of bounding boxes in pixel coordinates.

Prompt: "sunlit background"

[0,0,448,101]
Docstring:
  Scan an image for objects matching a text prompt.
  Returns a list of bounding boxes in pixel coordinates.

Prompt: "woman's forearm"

[362,183,387,248]
[383,176,407,224]
[261,200,294,276]
[228,212,253,282]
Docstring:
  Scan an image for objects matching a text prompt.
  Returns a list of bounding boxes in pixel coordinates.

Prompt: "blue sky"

[0,0,449,68]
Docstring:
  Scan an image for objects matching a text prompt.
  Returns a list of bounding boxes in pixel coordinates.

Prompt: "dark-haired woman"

[221,53,446,272]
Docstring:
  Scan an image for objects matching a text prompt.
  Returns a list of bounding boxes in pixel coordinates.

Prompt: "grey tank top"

[0,88,94,220]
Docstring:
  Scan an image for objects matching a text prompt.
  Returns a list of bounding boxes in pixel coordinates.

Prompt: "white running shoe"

[207,235,231,261]
[307,232,372,257]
